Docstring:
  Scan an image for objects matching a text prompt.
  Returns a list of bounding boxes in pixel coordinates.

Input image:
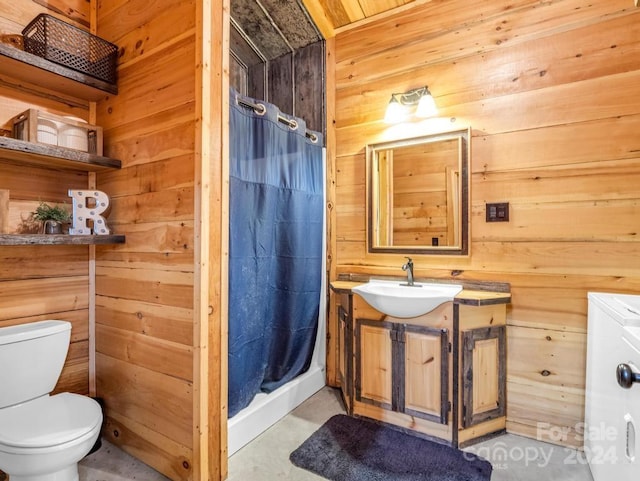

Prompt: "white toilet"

[0,320,103,481]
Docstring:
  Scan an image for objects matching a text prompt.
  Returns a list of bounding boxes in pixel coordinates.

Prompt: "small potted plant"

[32,202,71,234]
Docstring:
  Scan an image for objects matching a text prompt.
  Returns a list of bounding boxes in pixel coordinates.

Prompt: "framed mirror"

[366,127,470,255]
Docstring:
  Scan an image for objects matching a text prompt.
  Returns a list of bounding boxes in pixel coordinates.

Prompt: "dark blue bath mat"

[290,414,492,481]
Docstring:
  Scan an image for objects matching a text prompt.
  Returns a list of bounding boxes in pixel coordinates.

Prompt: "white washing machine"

[586,292,640,481]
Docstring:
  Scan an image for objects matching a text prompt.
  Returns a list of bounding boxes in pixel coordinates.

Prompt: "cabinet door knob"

[616,363,640,389]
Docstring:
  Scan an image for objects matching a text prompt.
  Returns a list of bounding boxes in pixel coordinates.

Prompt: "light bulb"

[415,91,438,118]
[384,96,408,124]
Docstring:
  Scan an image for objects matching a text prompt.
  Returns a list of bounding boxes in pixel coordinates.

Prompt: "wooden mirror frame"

[366,127,470,256]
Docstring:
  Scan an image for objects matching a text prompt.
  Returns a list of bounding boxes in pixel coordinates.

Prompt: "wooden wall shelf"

[0,43,117,100]
[0,137,121,171]
[0,234,125,246]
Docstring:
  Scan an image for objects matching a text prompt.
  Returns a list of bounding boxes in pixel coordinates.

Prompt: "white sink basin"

[352,279,462,318]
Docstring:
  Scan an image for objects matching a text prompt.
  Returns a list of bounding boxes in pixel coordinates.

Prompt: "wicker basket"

[22,14,117,84]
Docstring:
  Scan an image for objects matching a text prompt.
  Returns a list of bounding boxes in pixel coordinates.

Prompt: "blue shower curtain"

[228,88,324,418]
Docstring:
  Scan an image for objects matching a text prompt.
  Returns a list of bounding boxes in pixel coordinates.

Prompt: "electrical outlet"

[486,202,510,222]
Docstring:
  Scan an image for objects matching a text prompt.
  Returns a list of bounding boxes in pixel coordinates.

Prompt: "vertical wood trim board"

[218,5,231,476]
[0,189,8,233]
[325,36,339,386]
[87,1,98,395]
[196,0,230,479]
[194,0,211,478]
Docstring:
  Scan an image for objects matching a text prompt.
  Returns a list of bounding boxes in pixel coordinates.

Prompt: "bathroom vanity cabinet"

[355,305,450,425]
[331,280,510,447]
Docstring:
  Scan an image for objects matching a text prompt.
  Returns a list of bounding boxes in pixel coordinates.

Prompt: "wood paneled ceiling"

[301,0,423,37]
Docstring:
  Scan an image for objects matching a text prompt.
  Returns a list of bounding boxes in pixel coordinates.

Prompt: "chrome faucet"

[402,257,415,286]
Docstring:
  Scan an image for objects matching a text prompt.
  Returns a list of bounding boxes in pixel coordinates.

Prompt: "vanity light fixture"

[384,86,438,124]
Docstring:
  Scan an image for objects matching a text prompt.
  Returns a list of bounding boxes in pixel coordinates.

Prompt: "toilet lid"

[0,393,102,448]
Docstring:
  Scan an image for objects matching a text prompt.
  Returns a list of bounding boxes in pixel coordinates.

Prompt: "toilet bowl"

[0,321,103,481]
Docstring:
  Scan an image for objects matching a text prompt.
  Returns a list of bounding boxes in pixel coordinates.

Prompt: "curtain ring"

[235,94,267,116]
[307,133,318,143]
[288,119,298,130]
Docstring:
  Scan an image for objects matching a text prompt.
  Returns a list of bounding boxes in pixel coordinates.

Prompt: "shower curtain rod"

[236,96,319,143]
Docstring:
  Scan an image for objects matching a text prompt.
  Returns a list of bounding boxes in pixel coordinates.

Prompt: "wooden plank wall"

[0,2,93,398]
[266,41,325,133]
[330,0,640,448]
[230,36,326,133]
[94,0,198,479]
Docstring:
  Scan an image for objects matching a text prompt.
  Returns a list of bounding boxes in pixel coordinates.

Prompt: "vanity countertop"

[330,280,511,306]
[329,280,362,293]
[453,289,511,306]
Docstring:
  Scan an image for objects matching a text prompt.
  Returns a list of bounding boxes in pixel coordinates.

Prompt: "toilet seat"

[0,393,102,451]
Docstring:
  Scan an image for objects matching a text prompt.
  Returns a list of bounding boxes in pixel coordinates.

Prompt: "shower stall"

[226,89,327,455]
[227,288,326,456]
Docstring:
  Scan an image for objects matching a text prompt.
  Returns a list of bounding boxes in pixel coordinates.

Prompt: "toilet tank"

[0,320,71,409]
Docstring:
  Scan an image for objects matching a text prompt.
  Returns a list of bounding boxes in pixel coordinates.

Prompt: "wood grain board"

[0,43,117,99]
[302,0,424,37]
[0,189,7,233]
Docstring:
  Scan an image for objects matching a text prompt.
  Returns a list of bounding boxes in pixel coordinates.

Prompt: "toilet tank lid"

[0,320,70,346]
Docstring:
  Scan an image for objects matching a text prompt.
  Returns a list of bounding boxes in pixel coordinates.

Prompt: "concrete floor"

[80,386,595,481]
[79,440,171,481]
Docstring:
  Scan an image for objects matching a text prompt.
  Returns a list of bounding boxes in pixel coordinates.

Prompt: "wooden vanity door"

[355,319,394,409]
[461,325,506,427]
[400,325,449,424]
[355,319,449,425]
